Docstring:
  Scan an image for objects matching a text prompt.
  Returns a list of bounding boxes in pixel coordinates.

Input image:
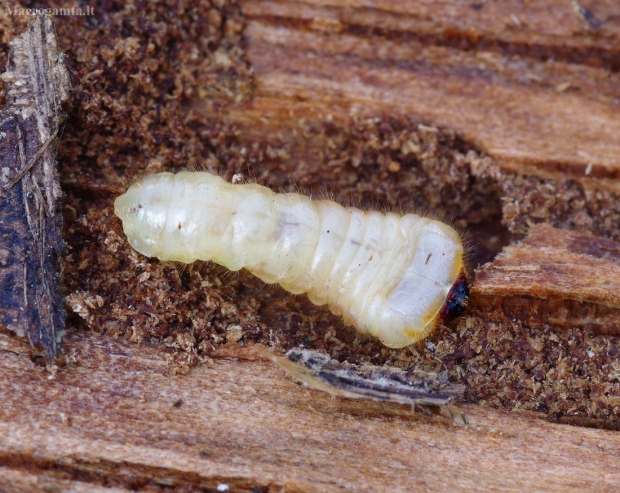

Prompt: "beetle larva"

[114,171,469,348]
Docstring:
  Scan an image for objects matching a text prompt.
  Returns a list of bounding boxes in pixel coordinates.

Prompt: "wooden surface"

[473,224,620,334]
[2,329,620,493]
[229,0,620,191]
[2,1,620,491]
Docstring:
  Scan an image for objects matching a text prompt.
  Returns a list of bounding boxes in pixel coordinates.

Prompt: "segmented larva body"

[114,171,469,348]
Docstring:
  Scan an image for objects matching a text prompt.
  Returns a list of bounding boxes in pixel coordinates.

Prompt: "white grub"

[115,171,467,348]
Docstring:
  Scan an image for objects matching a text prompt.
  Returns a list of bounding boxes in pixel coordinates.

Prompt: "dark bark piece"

[0,15,70,359]
[472,224,620,334]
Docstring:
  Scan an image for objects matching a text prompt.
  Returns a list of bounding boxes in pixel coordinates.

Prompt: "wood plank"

[2,329,620,492]
[231,0,620,189]
[472,224,620,334]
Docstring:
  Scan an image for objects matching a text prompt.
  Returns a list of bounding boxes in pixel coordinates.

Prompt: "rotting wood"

[472,224,620,335]
[3,0,619,489]
[1,329,620,493]
[52,0,620,423]
[0,15,70,359]
[233,0,620,183]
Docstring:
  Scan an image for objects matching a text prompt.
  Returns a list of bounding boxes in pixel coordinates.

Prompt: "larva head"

[114,173,175,259]
[438,272,469,324]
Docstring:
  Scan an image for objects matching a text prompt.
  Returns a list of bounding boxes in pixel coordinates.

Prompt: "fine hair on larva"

[114,171,470,348]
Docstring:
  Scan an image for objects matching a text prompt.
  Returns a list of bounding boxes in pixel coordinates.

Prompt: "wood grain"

[2,330,620,492]
[227,0,620,191]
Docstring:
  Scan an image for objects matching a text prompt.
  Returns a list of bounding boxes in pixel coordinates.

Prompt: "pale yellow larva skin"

[114,171,465,348]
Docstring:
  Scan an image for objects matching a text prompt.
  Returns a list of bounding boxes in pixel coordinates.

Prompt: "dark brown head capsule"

[438,272,470,324]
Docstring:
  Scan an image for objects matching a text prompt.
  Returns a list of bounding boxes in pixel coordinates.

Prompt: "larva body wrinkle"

[115,171,469,348]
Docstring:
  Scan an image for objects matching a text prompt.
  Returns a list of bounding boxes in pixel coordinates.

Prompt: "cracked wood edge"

[472,224,620,334]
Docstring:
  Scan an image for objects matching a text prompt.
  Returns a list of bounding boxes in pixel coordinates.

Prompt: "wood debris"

[273,348,466,424]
